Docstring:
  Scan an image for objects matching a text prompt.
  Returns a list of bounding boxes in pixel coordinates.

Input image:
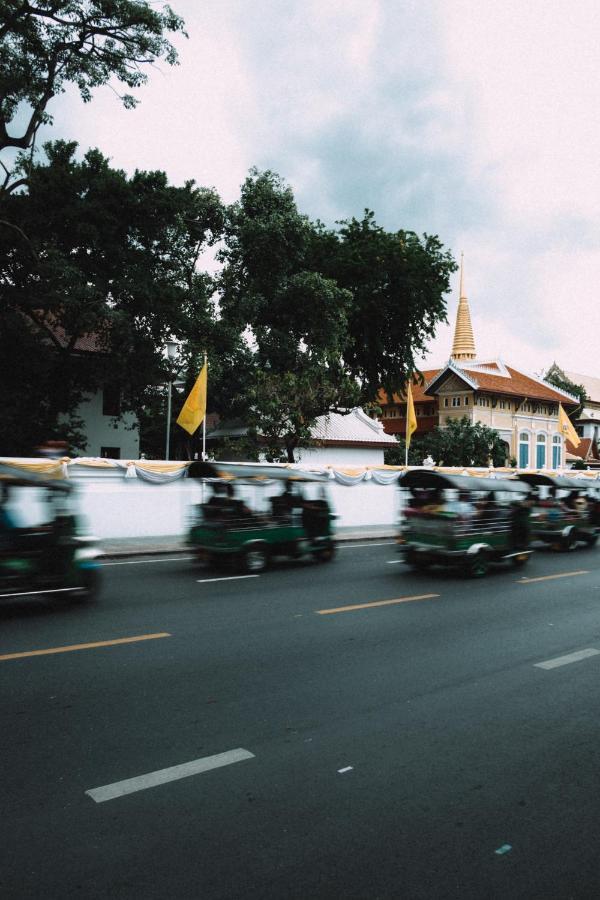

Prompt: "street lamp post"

[164,339,179,461]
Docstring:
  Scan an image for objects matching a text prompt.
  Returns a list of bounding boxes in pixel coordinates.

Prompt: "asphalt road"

[3,542,600,899]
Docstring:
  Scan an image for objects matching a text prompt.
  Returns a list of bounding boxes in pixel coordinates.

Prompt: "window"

[464,396,469,406]
[101,446,121,459]
[519,432,530,468]
[444,398,449,407]
[102,383,121,417]
[552,435,562,469]
[536,433,546,469]
[452,396,461,407]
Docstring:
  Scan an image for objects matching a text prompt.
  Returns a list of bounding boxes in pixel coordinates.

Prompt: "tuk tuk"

[516,473,600,550]
[187,461,336,573]
[0,463,101,602]
[397,469,532,577]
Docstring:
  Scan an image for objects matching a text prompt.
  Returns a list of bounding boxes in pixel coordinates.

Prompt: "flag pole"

[202,351,207,461]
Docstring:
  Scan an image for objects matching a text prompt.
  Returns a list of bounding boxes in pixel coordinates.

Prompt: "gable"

[437,374,473,393]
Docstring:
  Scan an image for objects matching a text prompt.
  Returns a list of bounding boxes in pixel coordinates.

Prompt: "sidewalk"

[99,525,396,559]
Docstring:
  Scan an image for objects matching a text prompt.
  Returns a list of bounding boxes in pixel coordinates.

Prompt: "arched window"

[536,433,546,469]
[519,432,530,469]
[552,435,562,469]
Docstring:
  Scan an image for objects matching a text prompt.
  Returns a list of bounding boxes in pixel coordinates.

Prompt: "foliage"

[0,0,184,192]
[0,141,225,454]
[418,417,507,468]
[219,171,454,461]
[247,368,360,463]
[384,436,425,467]
[311,210,456,401]
[219,169,359,460]
[544,363,587,412]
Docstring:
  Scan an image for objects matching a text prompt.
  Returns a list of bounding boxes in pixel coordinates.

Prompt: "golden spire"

[451,252,476,361]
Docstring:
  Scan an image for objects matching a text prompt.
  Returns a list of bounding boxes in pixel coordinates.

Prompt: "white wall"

[67,466,399,538]
[295,446,386,466]
[72,392,139,459]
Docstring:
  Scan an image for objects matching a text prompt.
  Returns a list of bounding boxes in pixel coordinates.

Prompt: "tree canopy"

[0,0,184,191]
[385,417,508,468]
[0,140,227,454]
[217,169,455,461]
[0,0,457,461]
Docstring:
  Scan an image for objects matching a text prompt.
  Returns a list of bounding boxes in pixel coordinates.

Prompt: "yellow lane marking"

[0,632,171,662]
[518,571,589,585]
[317,594,440,615]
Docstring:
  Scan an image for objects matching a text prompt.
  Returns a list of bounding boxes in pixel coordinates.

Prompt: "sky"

[45,0,600,378]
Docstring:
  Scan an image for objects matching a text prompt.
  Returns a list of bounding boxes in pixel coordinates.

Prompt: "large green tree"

[0,140,225,454]
[219,170,454,461]
[311,210,456,401]
[219,169,359,461]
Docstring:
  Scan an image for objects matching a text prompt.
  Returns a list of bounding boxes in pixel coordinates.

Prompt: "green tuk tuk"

[516,473,600,550]
[187,461,336,573]
[398,469,532,577]
[0,463,101,602]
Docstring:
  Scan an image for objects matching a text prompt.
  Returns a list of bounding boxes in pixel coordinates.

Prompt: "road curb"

[99,532,396,560]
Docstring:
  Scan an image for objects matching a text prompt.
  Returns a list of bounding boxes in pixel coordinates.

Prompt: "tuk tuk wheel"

[241,546,269,573]
[72,568,100,603]
[465,549,489,578]
[312,544,335,563]
[583,533,598,548]
[560,530,577,552]
[405,548,426,571]
[196,550,217,569]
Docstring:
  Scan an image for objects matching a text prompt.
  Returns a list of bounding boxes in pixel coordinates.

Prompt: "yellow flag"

[558,403,580,448]
[406,381,417,449]
[176,362,207,435]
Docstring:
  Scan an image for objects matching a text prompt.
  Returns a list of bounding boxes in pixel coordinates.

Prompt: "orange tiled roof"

[378,363,576,407]
[463,365,578,404]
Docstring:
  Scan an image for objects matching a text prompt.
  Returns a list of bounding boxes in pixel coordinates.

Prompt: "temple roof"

[378,361,579,407]
[450,254,476,361]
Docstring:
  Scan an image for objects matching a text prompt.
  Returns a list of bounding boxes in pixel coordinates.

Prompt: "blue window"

[536,434,546,469]
[552,436,561,469]
[519,433,529,468]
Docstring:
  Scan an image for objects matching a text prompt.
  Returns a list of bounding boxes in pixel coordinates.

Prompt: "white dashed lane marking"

[534,648,600,670]
[86,749,255,803]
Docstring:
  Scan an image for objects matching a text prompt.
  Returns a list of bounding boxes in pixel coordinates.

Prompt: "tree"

[0,140,225,454]
[311,210,456,401]
[0,0,184,194]
[384,435,425,467]
[419,417,506,468]
[219,169,359,461]
[219,171,455,461]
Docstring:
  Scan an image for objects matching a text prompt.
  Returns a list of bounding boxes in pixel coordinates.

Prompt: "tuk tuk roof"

[188,461,331,483]
[0,462,72,492]
[398,469,530,494]
[517,473,593,490]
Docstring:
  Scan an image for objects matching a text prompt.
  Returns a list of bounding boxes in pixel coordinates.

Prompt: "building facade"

[379,257,578,469]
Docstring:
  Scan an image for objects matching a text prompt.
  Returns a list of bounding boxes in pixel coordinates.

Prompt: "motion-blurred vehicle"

[0,463,101,602]
[187,461,336,573]
[516,473,600,550]
[397,469,532,577]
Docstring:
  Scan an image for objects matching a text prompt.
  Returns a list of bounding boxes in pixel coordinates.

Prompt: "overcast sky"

[49,0,600,378]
